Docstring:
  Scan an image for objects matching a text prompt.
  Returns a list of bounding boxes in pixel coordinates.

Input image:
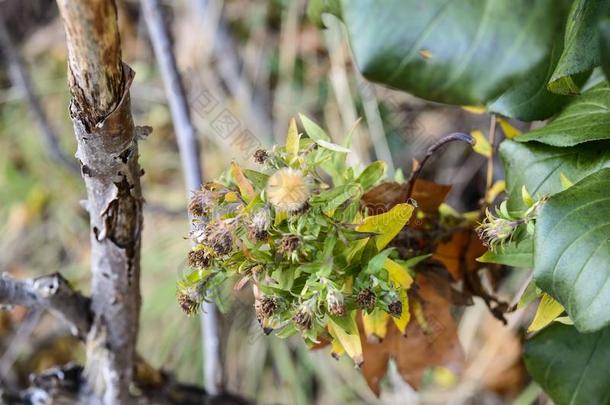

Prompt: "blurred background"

[0,0,535,403]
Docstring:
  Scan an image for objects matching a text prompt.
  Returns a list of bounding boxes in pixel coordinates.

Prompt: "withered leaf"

[359,274,464,395]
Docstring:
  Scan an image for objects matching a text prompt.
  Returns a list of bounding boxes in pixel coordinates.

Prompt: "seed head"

[356,288,377,312]
[248,209,271,241]
[187,248,211,268]
[277,234,300,256]
[255,295,280,325]
[207,222,233,255]
[188,187,214,217]
[326,288,346,317]
[388,300,402,317]
[253,149,269,164]
[177,287,202,316]
[266,168,311,212]
[293,299,315,331]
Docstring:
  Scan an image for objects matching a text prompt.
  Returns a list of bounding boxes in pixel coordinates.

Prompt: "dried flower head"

[293,299,316,331]
[388,300,402,317]
[187,249,211,268]
[177,286,202,316]
[266,168,311,212]
[255,295,280,322]
[188,187,214,217]
[477,209,521,251]
[277,234,300,256]
[206,222,234,255]
[356,288,377,312]
[326,288,346,317]
[253,149,269,164]
[248,209,271,241]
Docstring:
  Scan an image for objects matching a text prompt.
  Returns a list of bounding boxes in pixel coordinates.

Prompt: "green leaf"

[355,161,386,190]
[524,323,610,405]
[600,19,610,82]
[285,118,300,160]
[487,40,574,121]
[548,0,610,94]
[299,114,330,142]
[516,83,610,146]
[476,238,533,268]
[534,168,610,332]
[500,139,610,211]
[340,0,561,105]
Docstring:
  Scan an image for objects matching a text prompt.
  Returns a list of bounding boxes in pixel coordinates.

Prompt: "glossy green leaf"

[500,139,610,211]
[476,238,533,268]
[600,19,610,82]
[517,83,610,146]
[340,0,560,105]
[534,169,610,332]
[548,0,610,94]
[524,323,610,405]
[487,42,573,121]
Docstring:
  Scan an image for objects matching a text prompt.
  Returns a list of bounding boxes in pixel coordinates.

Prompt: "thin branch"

[406,132,475,200]
[0,16,79,174]
[0,273,91,339]
[141,0,221,394]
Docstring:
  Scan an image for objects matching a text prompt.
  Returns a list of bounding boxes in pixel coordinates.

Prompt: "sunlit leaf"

[528,293,565,333]
[356,203,414,250]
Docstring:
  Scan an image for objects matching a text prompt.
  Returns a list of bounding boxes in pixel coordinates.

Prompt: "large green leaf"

[534,169,610,332]
[524,323,610,405]
[600,19,610,82]
[500,139,610,211]
[548,0,610,94]
[339,0,560,106]
[516,82,610,146]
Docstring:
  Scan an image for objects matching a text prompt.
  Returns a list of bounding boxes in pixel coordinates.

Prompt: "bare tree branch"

[56,0,143,402]
[0,15,79,174]
[141,0,222,393]
[0,273,91,339]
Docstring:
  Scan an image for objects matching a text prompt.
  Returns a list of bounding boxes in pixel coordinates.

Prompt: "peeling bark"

[56,1,143,403]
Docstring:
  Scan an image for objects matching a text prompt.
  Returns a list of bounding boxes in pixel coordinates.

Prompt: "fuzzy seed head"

[266,168,311,212]
[326,288,346,317]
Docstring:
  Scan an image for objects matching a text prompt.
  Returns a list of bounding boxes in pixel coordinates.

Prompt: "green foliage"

[517,83,610,146]
[179,116,413,353]
[338,0,562,105]
[476,239,533,269]
[500,139,610,211]
[524,323,610,405]
[534,168,610,332]
[547,0,610,94]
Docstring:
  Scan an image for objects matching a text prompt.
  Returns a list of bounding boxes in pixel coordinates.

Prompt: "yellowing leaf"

[521,185,535,207]
[224,191,239,202]
[527,293,565,333]
[486,180,506,203]
[285,118,300,160]
[356,203,414,250]
[362,309,389,341]
[462,105,487,114]
[330,336,345,358]
[560,173,574,190]
[392,289,410,333]
[384,258,413,289]
[471,130,492,157]
[231,161,255,202]
[431,367,458,387]
[328,314,363,366]
[274,210,287,226]
[498,118,521,139]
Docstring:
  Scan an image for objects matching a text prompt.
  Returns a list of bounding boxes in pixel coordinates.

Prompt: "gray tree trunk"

[56,1,143,403]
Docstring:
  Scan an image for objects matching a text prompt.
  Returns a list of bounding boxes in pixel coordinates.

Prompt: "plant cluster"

[178,116,416,355]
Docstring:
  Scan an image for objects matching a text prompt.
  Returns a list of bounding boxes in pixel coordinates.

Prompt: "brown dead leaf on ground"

[360,274,465,395]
